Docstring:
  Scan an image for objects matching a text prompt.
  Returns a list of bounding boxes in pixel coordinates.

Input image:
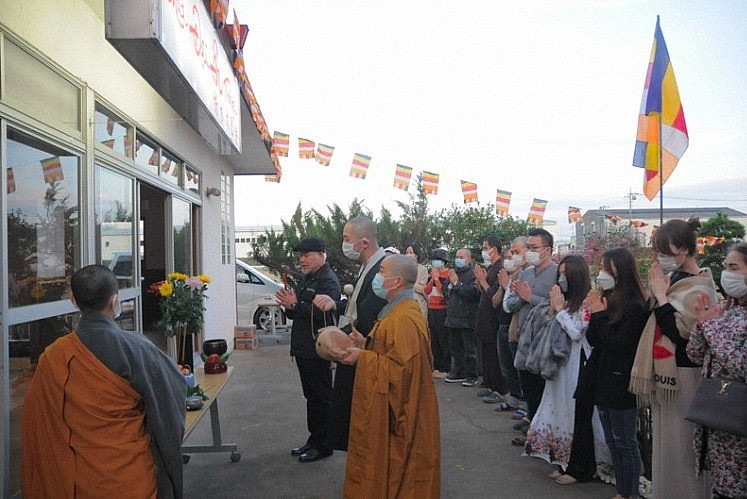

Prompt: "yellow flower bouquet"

[149,272,210,337]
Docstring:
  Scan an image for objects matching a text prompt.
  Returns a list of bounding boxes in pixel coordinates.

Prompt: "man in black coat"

[276,237,341,463]
[313,216,387,451]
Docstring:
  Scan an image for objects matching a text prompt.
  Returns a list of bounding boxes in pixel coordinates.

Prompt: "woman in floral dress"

[524,255,610,481]
[687,242,747,499]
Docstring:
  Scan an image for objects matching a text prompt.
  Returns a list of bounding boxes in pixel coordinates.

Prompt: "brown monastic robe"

[344,298,441,498]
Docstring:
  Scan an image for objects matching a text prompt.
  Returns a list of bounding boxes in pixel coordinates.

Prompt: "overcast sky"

[233,1,747,242]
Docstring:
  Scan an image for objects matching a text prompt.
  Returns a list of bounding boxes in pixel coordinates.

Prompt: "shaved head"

[382,255,417,288]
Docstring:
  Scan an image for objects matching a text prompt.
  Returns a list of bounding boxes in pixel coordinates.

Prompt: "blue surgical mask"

[371,273,397,299]
[431,260,444,269]
[454,258,466,269]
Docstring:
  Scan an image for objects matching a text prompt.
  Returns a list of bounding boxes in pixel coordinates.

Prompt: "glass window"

[135,132,160,176]
[95,165,135,288]
[94,103,134,159]
[220,172,232,264]
[173,198,192,275]
[185,166,200,195]
[160,150,181,186]
[6,128,80,308]
[4,39,81,133]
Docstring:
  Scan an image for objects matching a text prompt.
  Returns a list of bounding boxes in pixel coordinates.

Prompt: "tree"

[697,212,746,288]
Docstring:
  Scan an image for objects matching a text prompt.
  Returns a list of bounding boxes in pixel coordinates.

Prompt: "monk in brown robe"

[339,255,440,498]
[22,265,186,498]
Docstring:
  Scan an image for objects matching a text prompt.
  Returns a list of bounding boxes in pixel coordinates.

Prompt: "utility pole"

[624,188,643,223]
[599,205,609,235]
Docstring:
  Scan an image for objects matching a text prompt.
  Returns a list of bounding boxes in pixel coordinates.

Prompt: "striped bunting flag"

[7,168,16,194]
[40,157,64,183]
[527,198,548,226]
[298,138,315,159]
[421,171,439,195]
[272,131,290,157]
[393,164,412,190]
[567,206,582,223]
[315,144,334,166]
[349,153,371,179]
[461,180,478,204]
[495,189,511,217]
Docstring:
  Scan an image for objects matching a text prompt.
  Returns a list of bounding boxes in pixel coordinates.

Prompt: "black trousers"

[518,369,545,420]
[428,308,450,372]
[565,351,597,481]
[481,337,507,394]
[327,363,355,451]
[296,357,333,452]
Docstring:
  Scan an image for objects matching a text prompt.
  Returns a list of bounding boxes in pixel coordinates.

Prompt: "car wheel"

[253,307,286,331]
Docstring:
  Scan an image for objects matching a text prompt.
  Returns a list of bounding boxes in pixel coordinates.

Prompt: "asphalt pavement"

[183,331,617,498]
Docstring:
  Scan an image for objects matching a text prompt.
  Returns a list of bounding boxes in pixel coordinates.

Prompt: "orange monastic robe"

[22,333,158,499]
[344,298,441,498]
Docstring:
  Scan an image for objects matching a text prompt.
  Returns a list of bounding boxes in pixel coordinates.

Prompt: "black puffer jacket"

[444,265,480,329]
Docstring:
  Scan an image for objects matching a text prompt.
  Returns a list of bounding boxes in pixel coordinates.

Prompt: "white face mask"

[557,274,568,293]
[113,296,122,319]
[657,255,680,273]
[503,259,516,273]
[512,254,525,267]
[596,270,616,291]
[481,249,492,264]
[525,251,541,267]
[342,240,362,261]
[720,270,747,298]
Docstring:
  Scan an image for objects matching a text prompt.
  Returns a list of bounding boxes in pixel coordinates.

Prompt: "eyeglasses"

[526,245,547,251]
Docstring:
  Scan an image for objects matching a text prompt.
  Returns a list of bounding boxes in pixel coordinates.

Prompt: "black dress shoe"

[291,444,312,457]
[298,448,333,463]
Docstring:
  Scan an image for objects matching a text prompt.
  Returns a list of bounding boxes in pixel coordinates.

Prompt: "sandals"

[548,469,562,479]
[555,474,577,485]
[493,401,512,412]
[511,409,528,420]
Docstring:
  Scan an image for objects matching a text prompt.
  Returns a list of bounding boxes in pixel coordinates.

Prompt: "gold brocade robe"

[344,298,441,498]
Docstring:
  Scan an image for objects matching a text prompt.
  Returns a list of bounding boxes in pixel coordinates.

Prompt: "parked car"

[236,260,287,330]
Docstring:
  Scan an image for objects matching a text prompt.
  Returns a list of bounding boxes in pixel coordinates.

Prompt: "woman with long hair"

[524,255,610,483]
[687,242,747,499]
[587,248,650,499]
[630,218,717,499]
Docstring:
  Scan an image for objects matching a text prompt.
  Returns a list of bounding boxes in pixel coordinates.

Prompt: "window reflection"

[161,150,181,186]
[135,133,160,177]
[94,103,134,158]
[185,166,200,195]
[173,198,192,274]
[95,166,135,288]
[6,128,79,308]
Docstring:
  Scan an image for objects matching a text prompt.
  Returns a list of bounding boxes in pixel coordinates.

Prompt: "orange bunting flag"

[527,198,548,226]
[461,180,478,204]
[298,138,315,159]
[315,144,334,166]
[630,219,649,228]
[210,0,229,27]
[233,52,246,77]
[231,9,241,49]
[567,206,582,223]
[607,214,623,225]
[106,117,114,136]
[124,132,133,155]
[393,164,412,191]
[40,157,64,183]
[265,174,280,183]
[148,149,159,166]
[271,153,282,181]
[161,158,171,174]
[349,153,371,179]
[272,131,290,157]
[421,171,440,195]
[496,189,511,217]
[101,138,116,149]
[7,168,16,194]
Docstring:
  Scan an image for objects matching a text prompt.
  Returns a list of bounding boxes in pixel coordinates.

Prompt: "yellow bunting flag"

[315,144,334,166]
[298,138,315,159]
[393,164,412,191]
[527,198,548,226]
[40,157,64,183]
[567,206,582,223]
[496,189,511,217]
[272,131,290,157]
[349,153,371,179]
[461,180,478,204]
[422,171,439,195]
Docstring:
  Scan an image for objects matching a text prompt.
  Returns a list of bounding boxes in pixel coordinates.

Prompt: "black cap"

[431,248,449,262]
[293,237,326,252]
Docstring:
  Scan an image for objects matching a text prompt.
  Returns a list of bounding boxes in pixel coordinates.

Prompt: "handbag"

[685,355,747,437]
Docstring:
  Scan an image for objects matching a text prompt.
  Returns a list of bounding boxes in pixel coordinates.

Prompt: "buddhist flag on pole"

[298,138,315,159]
[272,131,290,157]
[7,168,16,193]
[349,153,371,179]
[630,219,649,228]
[393,164,412,190]
[568,206,582,223]
[422,171,439,195]
[461,180,478,204]
[41,157,64,183]
[527,198,547,226]
[633,16,688,201]
[315,144,334,166]
[495,189,511,217]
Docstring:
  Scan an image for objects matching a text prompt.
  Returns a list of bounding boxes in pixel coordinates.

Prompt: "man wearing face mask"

[338,255,440,498]
[312,216,387,452]
[443,248,481,386]
[424,248,452,378]
[22,265,186,499]
[504,229,558,441]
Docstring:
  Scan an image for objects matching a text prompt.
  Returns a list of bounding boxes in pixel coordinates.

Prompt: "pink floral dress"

[687,303,747,498]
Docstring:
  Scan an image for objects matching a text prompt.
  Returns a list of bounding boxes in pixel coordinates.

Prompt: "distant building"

[235,225,283,260]
[575,207,747,248]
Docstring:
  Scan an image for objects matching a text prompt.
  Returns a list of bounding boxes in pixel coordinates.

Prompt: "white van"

[235,260,287,330]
